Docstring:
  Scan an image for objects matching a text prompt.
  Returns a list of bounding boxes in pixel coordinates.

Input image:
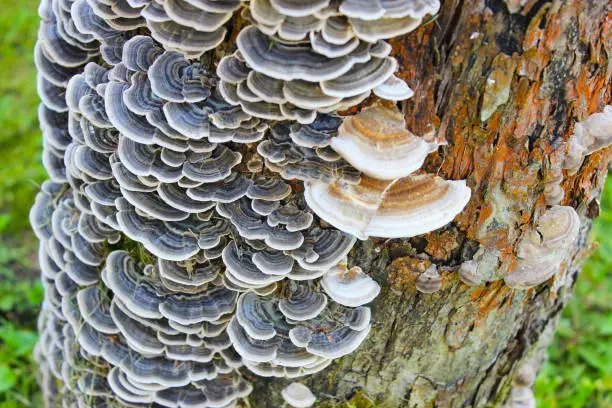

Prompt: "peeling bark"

[249,1,612,406]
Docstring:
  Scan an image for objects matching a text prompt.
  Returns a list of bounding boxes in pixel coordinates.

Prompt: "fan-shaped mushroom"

[331,102,431,180]
[563,106,612,175]
[415,264,442,293]
[505,206,581,289]
[320,264,380,307]
[282,383,317,408]
[305,174,471,240]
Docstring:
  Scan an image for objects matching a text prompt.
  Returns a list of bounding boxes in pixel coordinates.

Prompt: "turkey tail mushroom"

[30,0,459,405]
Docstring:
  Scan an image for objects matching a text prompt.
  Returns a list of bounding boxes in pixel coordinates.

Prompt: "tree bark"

[249,1,612,406]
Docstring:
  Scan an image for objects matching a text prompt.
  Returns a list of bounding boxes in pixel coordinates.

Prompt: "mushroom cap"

[279,282,328,321]
[505,206,581,289]
[305,320,371,359]
[577,106,612,152]
[158,258,221,293]
[320,265,380,307]
[537,205,580,250]
[348,15,421,42]
[331,103,431,180]
[373,74,414,100]
[77,286,118,334]
[235,292,283,341]
[305,174,471,240]
[281,383,316,408]
[291,228,356,272]
[147,20,227,58]
[244,358,331,378]
[237,26,356,82]
[563,106,612,174]
[415,264,442,293]
[458,260,481,286]
[257,122,362,184]
[288,326,314,348]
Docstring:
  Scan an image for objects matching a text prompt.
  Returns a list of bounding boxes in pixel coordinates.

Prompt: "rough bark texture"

[249,1,612,406]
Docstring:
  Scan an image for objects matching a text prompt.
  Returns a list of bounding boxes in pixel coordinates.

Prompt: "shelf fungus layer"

[228,290,372,368]
[31,0,452,406]
[217,25,415,124]
[248,0,440,44]
[31,183,253,407]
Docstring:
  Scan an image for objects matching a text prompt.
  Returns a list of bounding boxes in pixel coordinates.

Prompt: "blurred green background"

[0,1,609,407]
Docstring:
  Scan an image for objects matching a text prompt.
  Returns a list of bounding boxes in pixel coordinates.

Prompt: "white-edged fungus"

[458,260,481,286]
[415,264,442,293]
[564,106,612,175]
[505,206,581,289]
[543,173,565,206]
[331,102,432,180]
[305,174,471,240]
[321,264,380,307]
[282,383,317,408]
[32,0,447,404]
[220,26,415,123]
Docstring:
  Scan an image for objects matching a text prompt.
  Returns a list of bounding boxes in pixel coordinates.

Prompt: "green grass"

[0,0,46,405]
[0,2,610,407]
[0,0,46,233]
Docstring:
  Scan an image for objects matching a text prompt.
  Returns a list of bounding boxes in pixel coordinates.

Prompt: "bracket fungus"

[30,0,459,405]
[543,173,565,206]
[320,264,380,307]
[282,382,317,408]
[504,206,581,289]
[330,102,434,179]
[415,264,442,294]
[563,106,612,175]
[218,23,416,124]
[305,174,471,239]
[458,260,482,286]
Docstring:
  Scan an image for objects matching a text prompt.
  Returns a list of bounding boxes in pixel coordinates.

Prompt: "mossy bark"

[248,1,612,406]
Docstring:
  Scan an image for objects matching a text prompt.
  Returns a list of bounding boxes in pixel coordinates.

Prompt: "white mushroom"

[563,106,612,175]
[330,102,431,180]
[305,174,471,240]
[321,264,380,307]
[505,206,581,289]
[281,383,317,408]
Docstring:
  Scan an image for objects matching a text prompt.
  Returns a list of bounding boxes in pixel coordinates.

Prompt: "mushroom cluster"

[32,0,461,406]
[216,0,437,124]
[32,183,253,407]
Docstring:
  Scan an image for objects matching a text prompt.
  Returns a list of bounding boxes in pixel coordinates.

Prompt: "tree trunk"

[32,0,612,407]
[249,1,612,406]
